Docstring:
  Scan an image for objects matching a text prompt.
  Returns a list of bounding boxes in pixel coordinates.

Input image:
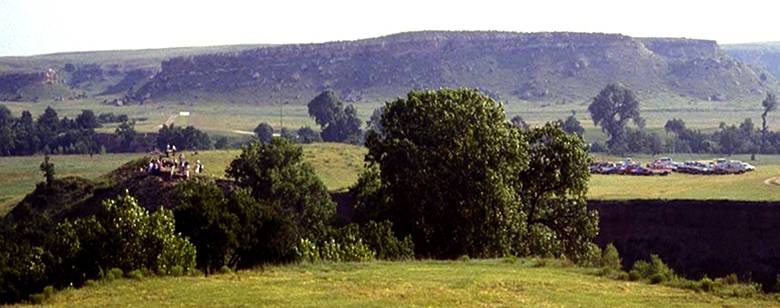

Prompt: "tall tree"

[365,88,527,258]
[253,122,274,144]
[517,122,597,262]
[307,90,362,143]
[75,110,100,130]
[588,84,644,154]
[761,93,777,153]
[0,105,14,155]
[307,90,341,127]
[40,154,55,188]
[559,111,585,136]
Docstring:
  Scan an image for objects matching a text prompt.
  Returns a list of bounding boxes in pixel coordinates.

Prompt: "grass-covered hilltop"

[3,89,780,306]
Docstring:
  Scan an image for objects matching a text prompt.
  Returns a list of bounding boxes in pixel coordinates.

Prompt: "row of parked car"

[590,157,756,176]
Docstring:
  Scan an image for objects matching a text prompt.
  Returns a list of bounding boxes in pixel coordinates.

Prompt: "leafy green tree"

[115,120,137,152]
[40,155,55,188]
[12,111,38,155]
[588,84,644,154]
[226,138,335,239]
[367,106,385,136]
[156,124,211,151]
[762,93,777,152]
[214,136,230,149]
[559,111,585,136]
[254,122,274,144]
[174,179,240,274]
[75,110,100,130]
[516,122,597,262]
[307,90,362,143]
[36,107,60,150]
[718,122,745,155]
[297,126,322,144]
[365,88,527,258]
[54,191,196,277]
[307,90,342,127]
[0,105,14,155]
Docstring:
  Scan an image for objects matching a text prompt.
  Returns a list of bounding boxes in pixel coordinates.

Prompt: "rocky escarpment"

[134,31,775,104]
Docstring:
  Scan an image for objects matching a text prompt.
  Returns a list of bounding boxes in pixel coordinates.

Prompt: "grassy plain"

[0,143,366,216]
[37,260,778,307]
[5,143,780,216]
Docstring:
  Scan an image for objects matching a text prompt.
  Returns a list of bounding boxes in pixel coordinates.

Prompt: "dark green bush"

[601,243,621,270]
[628,255,674,284]
[358,220,414,261]
[126,269,144,281]
[106,268,124,281]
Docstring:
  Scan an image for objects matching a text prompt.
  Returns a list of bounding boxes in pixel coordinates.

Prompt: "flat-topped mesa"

[136,31,773,104]
[639,38,722,60]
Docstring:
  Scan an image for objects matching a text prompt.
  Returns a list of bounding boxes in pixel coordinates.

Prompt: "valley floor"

[37,260,778,307]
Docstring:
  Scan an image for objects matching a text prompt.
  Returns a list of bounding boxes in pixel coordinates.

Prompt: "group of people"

[146,144,204,180]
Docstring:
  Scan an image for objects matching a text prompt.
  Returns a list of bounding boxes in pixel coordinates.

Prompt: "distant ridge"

[1,31,777,103]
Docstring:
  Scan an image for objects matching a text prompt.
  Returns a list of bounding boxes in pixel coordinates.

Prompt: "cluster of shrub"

[591,244,766,298]
[0,136,415,303]
[0,105,213,156]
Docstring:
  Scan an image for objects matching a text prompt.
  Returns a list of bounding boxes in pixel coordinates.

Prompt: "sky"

[0,0,779,56]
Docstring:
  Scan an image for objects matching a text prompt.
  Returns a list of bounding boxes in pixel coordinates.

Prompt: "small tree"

[588,84,644,154]
[254,122,274,144]
[762,93,777,153]
[226,138,335,239]
[40,155,55,188]
[559,111,585,136]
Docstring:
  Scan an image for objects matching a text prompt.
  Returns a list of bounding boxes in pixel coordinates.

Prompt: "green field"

[4,94,780,142]
[35,260,778,307]
[4,144,780,216]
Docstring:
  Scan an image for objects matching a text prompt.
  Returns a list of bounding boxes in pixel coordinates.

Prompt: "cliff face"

[724,43,780,84]
[134,31,774,104]
[590,199,780,290]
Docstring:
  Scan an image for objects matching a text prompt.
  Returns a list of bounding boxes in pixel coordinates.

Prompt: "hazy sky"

[1,0,778,56]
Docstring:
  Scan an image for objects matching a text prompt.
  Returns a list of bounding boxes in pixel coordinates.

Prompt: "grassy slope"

[40,260,778,307]
[0,144,366,216]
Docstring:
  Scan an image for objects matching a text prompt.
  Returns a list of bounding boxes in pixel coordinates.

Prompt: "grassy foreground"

[37,260,778,307]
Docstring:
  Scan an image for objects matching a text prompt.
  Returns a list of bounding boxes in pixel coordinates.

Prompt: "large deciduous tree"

[254,122,274,144]
[516,122,597,262]
[364,88,528,258]
[226,138,335,239]
[307,90,362,143]
[588,84,644,154]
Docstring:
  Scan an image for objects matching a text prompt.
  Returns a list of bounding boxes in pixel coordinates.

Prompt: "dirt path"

[231,130,255,136]
[763,176,780,186]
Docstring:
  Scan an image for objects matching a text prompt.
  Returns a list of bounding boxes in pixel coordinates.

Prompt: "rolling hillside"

[1,31,777,104]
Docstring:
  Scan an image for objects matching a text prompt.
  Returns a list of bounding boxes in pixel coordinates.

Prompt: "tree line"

[582,84,780,155]
[0,106,212,156]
